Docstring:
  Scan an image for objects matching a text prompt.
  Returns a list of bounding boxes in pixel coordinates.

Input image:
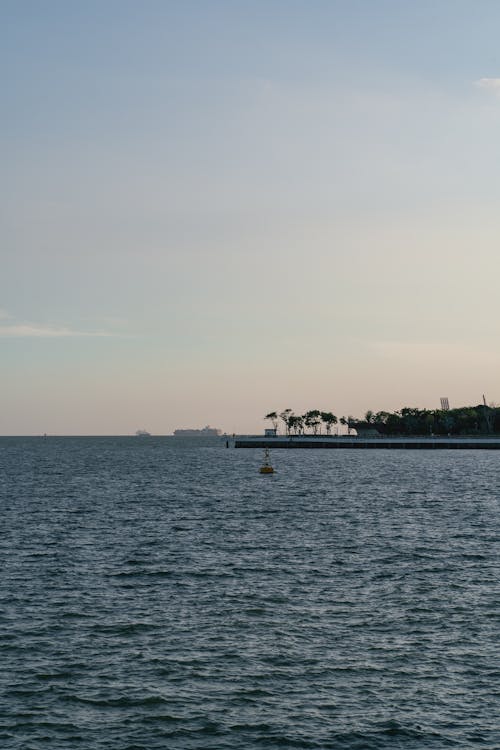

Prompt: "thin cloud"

[475,78,500,94]
[0,324,112,338]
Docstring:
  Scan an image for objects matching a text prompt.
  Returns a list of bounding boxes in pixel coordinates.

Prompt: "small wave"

[69,694,168,708]
[3,720,81,732]
[107,570,173,579]
[231,687,274,699]
[255,735,322,748]
[137,713,184,724]
[35,671,75,680]
[90,622,158,634]
[324,721,459,748]
[157,720,223,738]
[228,722,274,732]
[123,558,148,565]
[60,611,95,619]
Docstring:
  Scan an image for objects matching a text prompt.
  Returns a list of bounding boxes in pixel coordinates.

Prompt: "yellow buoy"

[259,447,274,474]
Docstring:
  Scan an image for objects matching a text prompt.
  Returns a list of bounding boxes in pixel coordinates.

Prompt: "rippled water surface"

[1,437,500,749]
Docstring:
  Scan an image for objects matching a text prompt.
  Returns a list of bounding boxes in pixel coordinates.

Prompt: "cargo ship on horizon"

[173,425,222,437]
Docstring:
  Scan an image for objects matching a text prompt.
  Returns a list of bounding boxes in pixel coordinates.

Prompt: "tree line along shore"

[265,404,500,437]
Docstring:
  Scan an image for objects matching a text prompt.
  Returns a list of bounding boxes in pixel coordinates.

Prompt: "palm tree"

[264,411,278,433]
[279,409,293,436]
[304,409,322,435]
[321,411,338,435]
[288,414,304,435]
[339,416,347,435]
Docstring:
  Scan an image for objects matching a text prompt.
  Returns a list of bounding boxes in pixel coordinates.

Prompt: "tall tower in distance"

[440,397,450,411]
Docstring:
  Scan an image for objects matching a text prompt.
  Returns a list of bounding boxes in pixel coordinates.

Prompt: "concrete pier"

[235,436,500,450]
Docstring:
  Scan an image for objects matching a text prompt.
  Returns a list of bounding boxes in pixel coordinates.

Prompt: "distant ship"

[173,425,222,437]
[135,429,152,436]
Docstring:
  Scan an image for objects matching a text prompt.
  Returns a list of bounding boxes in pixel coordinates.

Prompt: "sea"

[1,436,499,749]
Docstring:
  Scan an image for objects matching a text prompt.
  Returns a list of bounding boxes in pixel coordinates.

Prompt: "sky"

[2,0,500,435]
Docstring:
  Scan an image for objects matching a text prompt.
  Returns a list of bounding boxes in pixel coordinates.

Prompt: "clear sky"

[2,0,500,435]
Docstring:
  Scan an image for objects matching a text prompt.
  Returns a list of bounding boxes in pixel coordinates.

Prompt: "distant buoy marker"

[259,447,274,474]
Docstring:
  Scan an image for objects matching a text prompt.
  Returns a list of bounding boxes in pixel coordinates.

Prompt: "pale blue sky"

[2,1,500,434]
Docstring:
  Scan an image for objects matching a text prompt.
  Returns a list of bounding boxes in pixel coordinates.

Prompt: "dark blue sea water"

[1,437,500,749]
